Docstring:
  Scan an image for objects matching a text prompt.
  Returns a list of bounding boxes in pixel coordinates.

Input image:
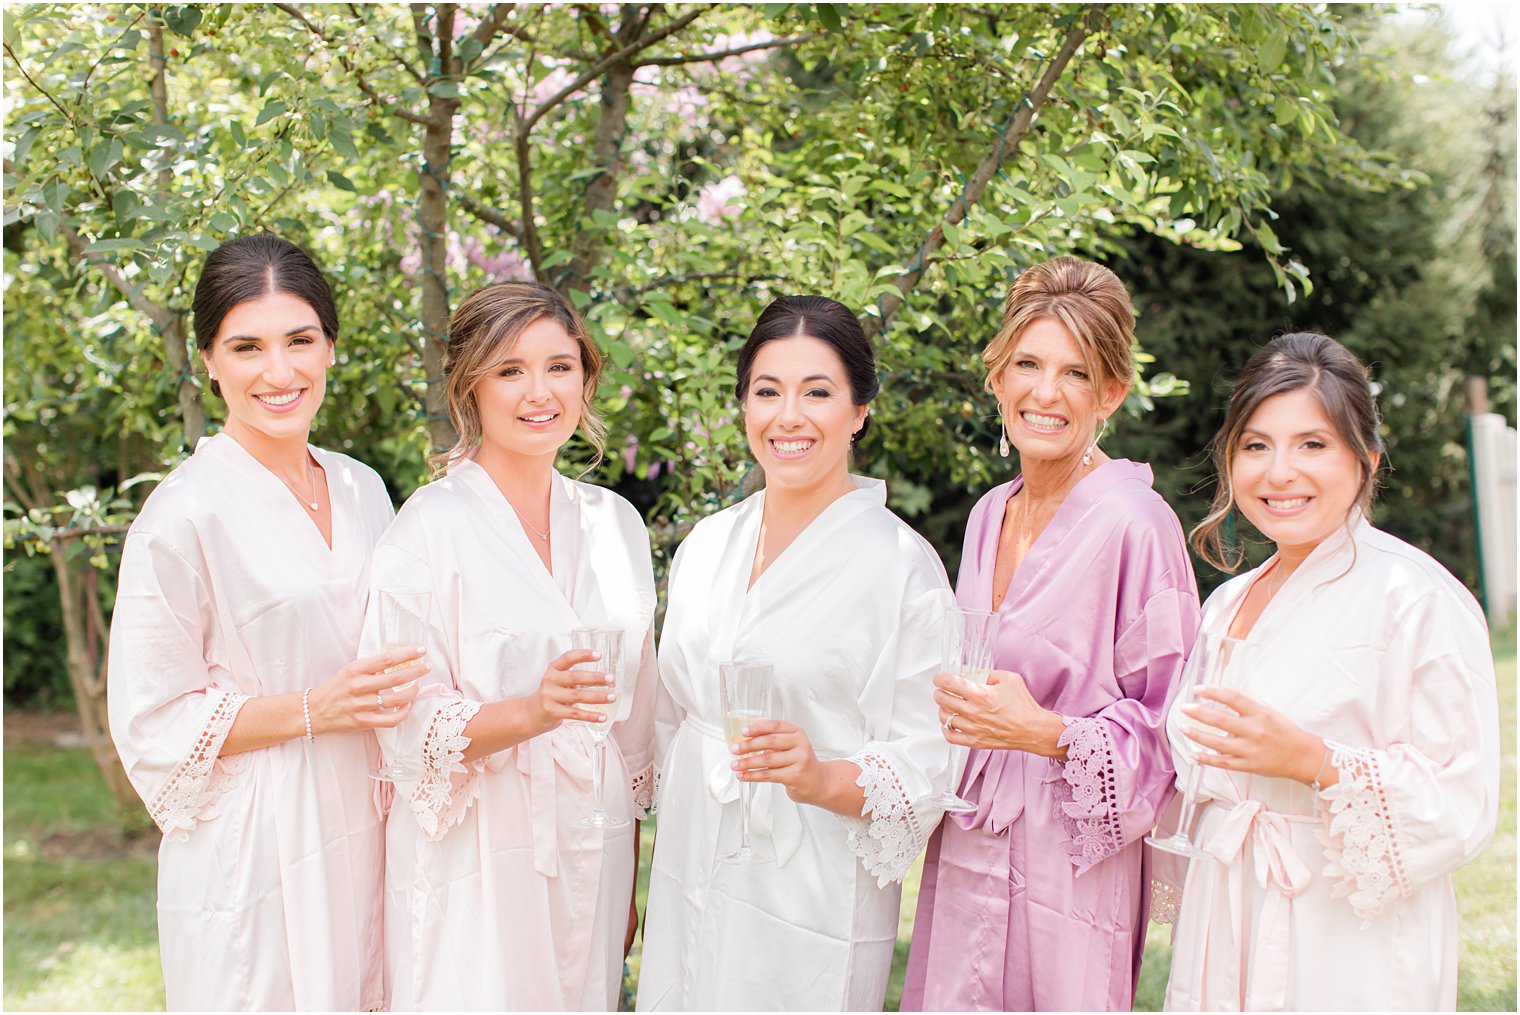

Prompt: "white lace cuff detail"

[629,762,655,819]
[1150,878,1182,925]
[839,749,927,887]
[1052,715,1124,874]
[1316,740,1410,923]
[408,699,486,840]
[147,689,251,841]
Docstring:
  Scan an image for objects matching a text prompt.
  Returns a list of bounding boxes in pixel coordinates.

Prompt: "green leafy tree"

[5,3,1407,806]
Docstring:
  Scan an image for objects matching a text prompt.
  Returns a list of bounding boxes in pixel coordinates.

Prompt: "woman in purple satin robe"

[903,256,1201,1011]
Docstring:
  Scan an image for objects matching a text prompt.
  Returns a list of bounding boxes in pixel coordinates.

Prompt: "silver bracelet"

[302,688,315,742]
[1309,745,1331,792]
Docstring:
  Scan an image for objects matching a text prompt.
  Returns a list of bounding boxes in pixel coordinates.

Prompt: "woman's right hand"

[528,649,615,734]
[306,645,429,736]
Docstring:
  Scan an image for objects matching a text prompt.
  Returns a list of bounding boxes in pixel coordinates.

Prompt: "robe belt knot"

[1200,799,1315,1011]
[684,716,804,866]
[487,724,596,877]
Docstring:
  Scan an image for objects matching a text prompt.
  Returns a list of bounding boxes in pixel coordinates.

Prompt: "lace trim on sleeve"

[408,699,486,840]
[1315,741,1410,923]
[838,749,928,887]
[1052,715,1124,874]
[629,761,655,820]
[147,690,251,841]
[1149,878,1182,925]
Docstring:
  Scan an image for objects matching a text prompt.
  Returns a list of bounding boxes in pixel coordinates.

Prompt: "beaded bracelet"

[302,688,315,742]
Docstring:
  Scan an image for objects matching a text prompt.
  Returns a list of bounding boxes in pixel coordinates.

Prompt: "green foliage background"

[4,4,1515,707]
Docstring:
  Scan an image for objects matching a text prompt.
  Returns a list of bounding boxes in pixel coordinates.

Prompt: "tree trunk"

[564,59,635,293]
[418,94,461,451]
[49,540,139,818]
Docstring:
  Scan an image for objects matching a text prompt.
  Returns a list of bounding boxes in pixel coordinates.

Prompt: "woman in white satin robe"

[366,282,656,1011]
[637,296,955,1012]
[1157,332,1498,1012]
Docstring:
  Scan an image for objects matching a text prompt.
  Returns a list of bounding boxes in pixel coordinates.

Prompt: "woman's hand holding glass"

[309,647,429,733]
[528,648,616,735]
[1183,686,1330,786]
[933,668,1067,757]
[730,719,828,804]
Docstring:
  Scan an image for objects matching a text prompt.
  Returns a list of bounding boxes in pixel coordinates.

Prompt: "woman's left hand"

[1183,686,1324,783]
[731,719,827,804]
[934,669,1067,758]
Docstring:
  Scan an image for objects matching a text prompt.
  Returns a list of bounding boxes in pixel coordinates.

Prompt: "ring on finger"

[376,690,385,710]
[943,713,957,732]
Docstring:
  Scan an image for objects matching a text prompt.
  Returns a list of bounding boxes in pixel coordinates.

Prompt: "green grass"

[3,747,163,1011]
[6,634,1515,1010]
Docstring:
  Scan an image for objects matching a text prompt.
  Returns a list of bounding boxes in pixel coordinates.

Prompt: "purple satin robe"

[903,459,1200,1011]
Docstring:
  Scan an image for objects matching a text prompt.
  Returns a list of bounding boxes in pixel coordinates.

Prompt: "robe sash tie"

[1197,799,1314,1012]
[951,748,1025,835]
[686,716,804,866]
[486,725,597,877]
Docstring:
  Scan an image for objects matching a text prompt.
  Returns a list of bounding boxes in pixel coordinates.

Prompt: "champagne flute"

[572,627,628,829]
[925,605,1000,814]
[719,661,774,864]
[370,586,431,782]
[1146,632,1260,857]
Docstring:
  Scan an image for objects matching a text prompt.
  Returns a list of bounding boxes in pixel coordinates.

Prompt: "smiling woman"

[1159,332,1499,1011]
[107,234,427,1010]
[637,295,956,1012]
[363,281,658,1010]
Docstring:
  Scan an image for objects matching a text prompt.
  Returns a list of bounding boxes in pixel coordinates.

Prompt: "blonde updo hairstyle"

[430,281,606,477]
[982,255,1136,404]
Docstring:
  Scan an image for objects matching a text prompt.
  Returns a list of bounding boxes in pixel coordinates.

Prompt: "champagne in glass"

[370,586,431,782]
[572,627,629,829]
[719,661,774,865]
[924,605,1000,814]
[1146,632,1260,857]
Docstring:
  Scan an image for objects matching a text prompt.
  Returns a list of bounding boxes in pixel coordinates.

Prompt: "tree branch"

[638,31,822,67]
[522,4,712,133]
[348,2,425,82]
[458,193,523,238]
[861,5,1108,342]
[275,3,434,125]
[61,226,176,333]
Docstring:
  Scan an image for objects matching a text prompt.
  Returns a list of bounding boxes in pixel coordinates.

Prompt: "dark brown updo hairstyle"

[735,295,880,447]
[191,234,339,398]
[430,281,605,477]
[1191,331,1385,572]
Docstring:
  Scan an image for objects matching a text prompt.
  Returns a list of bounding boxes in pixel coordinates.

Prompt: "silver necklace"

[510,502,550,541]
[277,456,320,512]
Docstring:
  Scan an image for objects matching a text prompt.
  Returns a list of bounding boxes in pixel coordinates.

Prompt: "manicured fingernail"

[730,759,739,769]
[605,692,617,702]
[730,744,740,755]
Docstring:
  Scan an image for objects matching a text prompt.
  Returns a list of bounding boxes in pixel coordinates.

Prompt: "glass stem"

[739,780,754,849]
[591,736,606,815]
[1175,759,1207,843]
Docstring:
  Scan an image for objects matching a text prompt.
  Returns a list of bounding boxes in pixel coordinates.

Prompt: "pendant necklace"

[277,456,321,512]
[511,502,550,541]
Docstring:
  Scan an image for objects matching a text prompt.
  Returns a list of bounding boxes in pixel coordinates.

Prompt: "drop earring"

[997,411,1011,458]
[1082,416,1108,467]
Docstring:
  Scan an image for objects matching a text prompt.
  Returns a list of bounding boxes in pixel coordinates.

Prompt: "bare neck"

[473,444,556,511]
[223,418,314,479]
[762,470,857,531]
[1017,447,1107,507]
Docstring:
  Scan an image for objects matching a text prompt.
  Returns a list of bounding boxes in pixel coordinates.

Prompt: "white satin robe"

[1159,515,1499,1011]
[636,477,956,1012]
[107,433,395,1010]
[365,458,657,1011]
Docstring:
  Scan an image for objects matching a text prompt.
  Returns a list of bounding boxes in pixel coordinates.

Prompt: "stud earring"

[1082,416,1109,467]
[997,411,1011,458]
